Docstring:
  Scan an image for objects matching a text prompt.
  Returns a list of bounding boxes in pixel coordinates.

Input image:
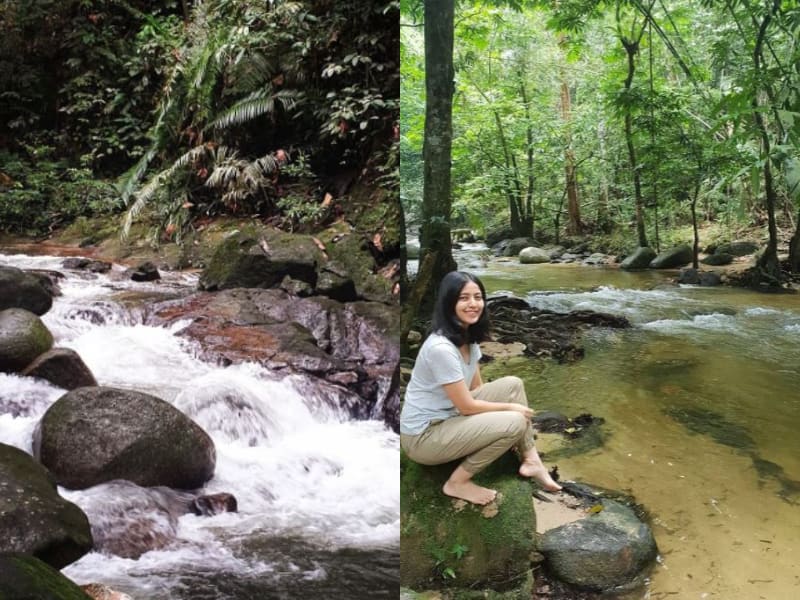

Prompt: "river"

[0,252,399,599]
[446,245,799,599]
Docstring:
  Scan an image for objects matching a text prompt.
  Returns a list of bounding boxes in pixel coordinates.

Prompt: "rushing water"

[0,252,399,599]
[460,249,800,599]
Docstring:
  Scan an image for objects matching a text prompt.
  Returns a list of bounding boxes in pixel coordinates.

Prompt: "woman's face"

[454,281,484,329]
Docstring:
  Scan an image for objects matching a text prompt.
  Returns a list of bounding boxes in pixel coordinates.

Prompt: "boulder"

[21,348,97,390]
[0,443,92,568]
[34,387,216,490]
[0,308,54,373]
[701,252,733,266]
[128,261,160,282]
[323,232,394,303]
[0,554,92,600]
[519,247,551,264]
[677,267,700,284]
[538,498,657,592]
[199,229,321,292]
[503,237,537,257]
[62,258,112,273]
[191,492,238,516]
[649,244,693,269]
[716,240,758,256]
[698,271,721,287]
[0,265,53,315]
[619,247,656,270]
[401,452,534,595]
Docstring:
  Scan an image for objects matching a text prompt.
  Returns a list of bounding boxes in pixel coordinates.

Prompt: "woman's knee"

[505,412,528,437]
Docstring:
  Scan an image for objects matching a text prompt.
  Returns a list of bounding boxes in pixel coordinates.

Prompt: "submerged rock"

[538,498,657,592]
[34,386,216,490]
[0,443,92,569]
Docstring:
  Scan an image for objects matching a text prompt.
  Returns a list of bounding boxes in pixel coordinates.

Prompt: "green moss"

[343,183,401,250]
[0,554,91,600]
[401,451,535,594]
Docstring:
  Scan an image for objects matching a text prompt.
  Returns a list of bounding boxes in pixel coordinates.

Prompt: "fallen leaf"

[372,232,383,251]
[322,192,333,207]
[312,237,326,252]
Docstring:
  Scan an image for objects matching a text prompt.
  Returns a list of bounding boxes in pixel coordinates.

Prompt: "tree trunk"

[752,0,782,285]
[559,56,581,236]
[622,38,648,248]
[413,0,457,319]
[789,211,800,273]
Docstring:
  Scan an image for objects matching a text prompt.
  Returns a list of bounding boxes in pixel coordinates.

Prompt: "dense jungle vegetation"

[1,0,399,245]
[400,0,800,289]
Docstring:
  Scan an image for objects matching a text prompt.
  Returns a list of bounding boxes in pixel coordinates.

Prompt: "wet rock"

[149,288,399,430]
[401,452,534,595]
[21,347,97,390]
[191,492,238,516]
[519,246,551,264]
[503,237,537,257]
[0,308,54,373]
[34,386,216,490]
[0,265,54,315]
[62,258,112,273]
[620,247,656,270]
[81,584,133,600]
[0,443,93,568]
[649,244,693,269]
[0,554,92,600]
[128,261,160,282]
[538,498,657,592]
[698,271,721,286]
[532,411,572,433]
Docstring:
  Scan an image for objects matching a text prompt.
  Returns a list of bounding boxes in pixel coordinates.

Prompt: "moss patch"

[401,451,535,595]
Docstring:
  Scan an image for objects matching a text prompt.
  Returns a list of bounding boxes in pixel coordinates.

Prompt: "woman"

[400,271,561,505]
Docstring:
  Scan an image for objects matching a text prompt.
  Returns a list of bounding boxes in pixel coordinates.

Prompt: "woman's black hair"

[430,271,491,346]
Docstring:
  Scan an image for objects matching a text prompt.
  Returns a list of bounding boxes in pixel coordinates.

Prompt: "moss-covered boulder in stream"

[0,443,92,569]
[21,348,97,390]
[199,228,322,291]
[34,387,216,490]
[401,452,535,597]
[0,308,54,373]
[0,554,91,600]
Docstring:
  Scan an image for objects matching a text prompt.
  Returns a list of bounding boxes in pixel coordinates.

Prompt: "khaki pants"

[400,376,535,474]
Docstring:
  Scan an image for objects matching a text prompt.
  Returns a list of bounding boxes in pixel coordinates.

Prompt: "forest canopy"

[401,0,800,280]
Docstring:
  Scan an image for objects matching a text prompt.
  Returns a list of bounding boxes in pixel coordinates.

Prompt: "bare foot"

[519,461,562,492]
[443,480,497,505]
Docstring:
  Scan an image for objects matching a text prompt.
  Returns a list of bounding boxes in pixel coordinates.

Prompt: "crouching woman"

[400,271,561,505]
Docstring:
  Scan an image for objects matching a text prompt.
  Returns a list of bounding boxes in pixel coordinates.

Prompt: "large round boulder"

[0,265,54,315]
[519,246,551,264]
[538,498,657,591]
[620,247,656,270]
[0,554,92,600]
[0,308,54,373]
[34,387,216,490]
[0,443,92,569]
[649,244,693,269]
[21,348,97,390]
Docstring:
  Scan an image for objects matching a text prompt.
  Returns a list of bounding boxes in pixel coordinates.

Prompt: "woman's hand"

[508,404,534,418]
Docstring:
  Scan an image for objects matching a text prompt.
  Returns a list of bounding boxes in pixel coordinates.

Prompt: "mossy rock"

[342,183,401,252]
[324,233,393,303]
[0,308,54,373]
[401,452,535,596]
[199,227,322,291]
[0,554,91,600]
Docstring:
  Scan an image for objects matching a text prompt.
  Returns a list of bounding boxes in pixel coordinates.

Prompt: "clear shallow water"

[0,252,399,599]
[470,252,800,599]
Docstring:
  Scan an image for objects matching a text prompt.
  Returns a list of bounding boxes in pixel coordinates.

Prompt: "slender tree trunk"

[558,50,581,236]
[519,75,536,239]
[412,0,457,320]
[752,0,782,284]
[789,211,800,273]
[622,37,648,248]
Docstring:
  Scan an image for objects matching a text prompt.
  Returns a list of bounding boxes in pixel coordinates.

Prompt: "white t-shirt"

[400,332,482,435]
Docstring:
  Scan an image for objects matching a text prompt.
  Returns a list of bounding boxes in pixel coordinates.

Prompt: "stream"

[0,252,399,599]
[430,245,800,599]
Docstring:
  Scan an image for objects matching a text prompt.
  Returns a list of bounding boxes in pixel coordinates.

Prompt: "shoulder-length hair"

[431,271,491,346]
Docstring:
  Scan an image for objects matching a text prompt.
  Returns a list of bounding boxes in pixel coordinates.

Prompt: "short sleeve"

[426,340,466,386]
